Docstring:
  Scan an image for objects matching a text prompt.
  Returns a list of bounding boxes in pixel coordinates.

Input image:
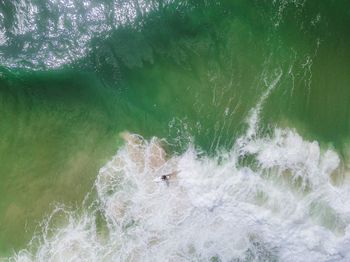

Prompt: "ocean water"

[0,0,350,261]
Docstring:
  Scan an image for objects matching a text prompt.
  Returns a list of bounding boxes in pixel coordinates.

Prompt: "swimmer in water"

[161,174,169,186]
[160,173,178,186]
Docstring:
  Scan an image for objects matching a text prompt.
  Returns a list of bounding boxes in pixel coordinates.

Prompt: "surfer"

[161,174,169,181]
[161,174,170,186]
[160,172,178,186]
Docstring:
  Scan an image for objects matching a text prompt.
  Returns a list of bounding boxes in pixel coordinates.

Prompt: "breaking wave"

[2,1,350,261]
[8,97,350,261]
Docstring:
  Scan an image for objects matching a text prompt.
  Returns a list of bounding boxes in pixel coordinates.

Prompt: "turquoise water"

[0,0,350,260]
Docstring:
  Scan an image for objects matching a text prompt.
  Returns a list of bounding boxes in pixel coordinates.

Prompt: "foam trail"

[244,68,282,139]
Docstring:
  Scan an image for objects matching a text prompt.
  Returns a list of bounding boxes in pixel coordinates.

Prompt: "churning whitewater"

[10,83,350,262]
[1,0,350,260]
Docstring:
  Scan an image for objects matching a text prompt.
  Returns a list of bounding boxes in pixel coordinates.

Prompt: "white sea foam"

[8,68,350,261]
[9,117,350,262]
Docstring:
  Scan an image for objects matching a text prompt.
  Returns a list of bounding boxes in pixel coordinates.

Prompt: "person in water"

[161,174,170,186]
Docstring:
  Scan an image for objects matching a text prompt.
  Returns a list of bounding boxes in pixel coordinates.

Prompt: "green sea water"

[0,0,350,258]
